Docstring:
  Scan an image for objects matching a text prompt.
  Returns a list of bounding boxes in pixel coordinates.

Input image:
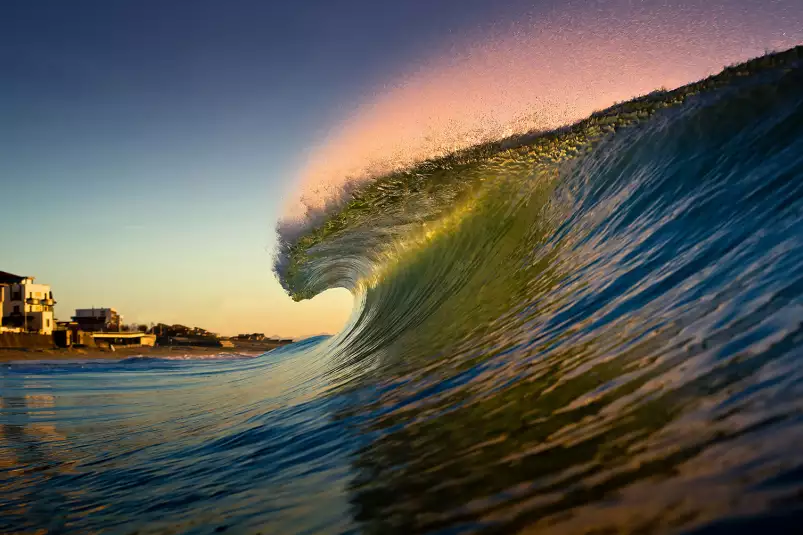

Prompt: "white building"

[0,271,56,335]
[72,307,122,332]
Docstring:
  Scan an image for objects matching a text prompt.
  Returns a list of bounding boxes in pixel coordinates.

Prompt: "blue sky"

[0,0,537,335]
[1,0,800,336]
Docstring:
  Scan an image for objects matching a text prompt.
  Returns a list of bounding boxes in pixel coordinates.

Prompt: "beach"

[0,341,289,362]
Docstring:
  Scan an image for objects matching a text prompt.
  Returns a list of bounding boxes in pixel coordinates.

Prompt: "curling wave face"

[275,47,803,532]
[3,47,803,534]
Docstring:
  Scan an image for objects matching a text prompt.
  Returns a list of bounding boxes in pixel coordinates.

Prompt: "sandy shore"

[0,343,286,362]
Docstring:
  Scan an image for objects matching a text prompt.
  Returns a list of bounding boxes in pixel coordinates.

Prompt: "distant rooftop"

[0,271,31,284]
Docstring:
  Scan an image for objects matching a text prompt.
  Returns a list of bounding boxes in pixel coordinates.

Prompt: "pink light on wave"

[285,0,803,219]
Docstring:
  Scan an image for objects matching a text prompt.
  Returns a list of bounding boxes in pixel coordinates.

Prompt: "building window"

[13,305,20,313]
[47,319,51,327]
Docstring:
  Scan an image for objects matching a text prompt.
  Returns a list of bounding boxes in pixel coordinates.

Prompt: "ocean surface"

[3,47,803,534]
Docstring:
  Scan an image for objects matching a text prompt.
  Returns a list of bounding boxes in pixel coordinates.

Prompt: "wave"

[276,46,803,301]
[5,46,803,534]
[270,47,803,530]
[120,353,261,362]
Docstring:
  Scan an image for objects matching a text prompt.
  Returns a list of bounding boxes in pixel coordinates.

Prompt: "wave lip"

[275,46,803,303]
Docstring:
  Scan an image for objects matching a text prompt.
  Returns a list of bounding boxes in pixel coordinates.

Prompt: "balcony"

[24,297,55,305]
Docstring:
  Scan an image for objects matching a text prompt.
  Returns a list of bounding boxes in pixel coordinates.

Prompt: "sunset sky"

[2,0,801,337]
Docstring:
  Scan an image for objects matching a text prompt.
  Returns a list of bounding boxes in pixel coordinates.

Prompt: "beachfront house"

[0,270,56,335]
[72,307,123,332]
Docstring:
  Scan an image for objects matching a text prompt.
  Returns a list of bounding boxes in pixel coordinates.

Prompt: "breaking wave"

[273,46,803,532]
[4,46,803,535]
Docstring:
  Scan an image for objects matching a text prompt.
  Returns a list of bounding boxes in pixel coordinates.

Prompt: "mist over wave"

[283,0,803,222]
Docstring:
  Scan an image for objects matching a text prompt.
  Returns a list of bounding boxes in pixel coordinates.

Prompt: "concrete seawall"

[0,332,55,349]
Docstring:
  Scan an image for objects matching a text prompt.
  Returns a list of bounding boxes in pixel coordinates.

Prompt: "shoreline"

[0,342,289,363]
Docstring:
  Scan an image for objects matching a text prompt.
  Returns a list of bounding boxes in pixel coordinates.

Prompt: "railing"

[23,298,55,305]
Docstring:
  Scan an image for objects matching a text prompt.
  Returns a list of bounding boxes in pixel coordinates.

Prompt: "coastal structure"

[72,307,122,332]
[1,275,291,351]
[91,331,157,348]
[53,318,156,349]
[0,270,56,335]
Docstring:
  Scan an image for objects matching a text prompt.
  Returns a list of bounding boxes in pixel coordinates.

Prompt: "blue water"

[4,48,803,534]
[1,341,366,533]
